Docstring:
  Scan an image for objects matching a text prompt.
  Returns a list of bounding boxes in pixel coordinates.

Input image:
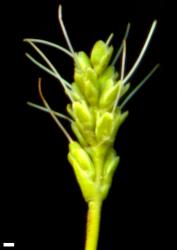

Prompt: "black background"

[0,0,171,249]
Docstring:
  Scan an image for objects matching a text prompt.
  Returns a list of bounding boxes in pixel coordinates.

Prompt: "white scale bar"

[3,243,15,247]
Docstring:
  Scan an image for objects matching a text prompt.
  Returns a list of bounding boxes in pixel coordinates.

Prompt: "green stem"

[85,199,102,250]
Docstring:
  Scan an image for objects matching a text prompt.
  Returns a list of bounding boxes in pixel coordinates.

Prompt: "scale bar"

[3,243,15,247]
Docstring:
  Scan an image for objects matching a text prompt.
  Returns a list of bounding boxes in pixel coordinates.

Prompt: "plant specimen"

[24,5,159,250]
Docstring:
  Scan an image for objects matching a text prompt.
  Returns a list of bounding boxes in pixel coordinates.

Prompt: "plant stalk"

[85,199,102,250]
